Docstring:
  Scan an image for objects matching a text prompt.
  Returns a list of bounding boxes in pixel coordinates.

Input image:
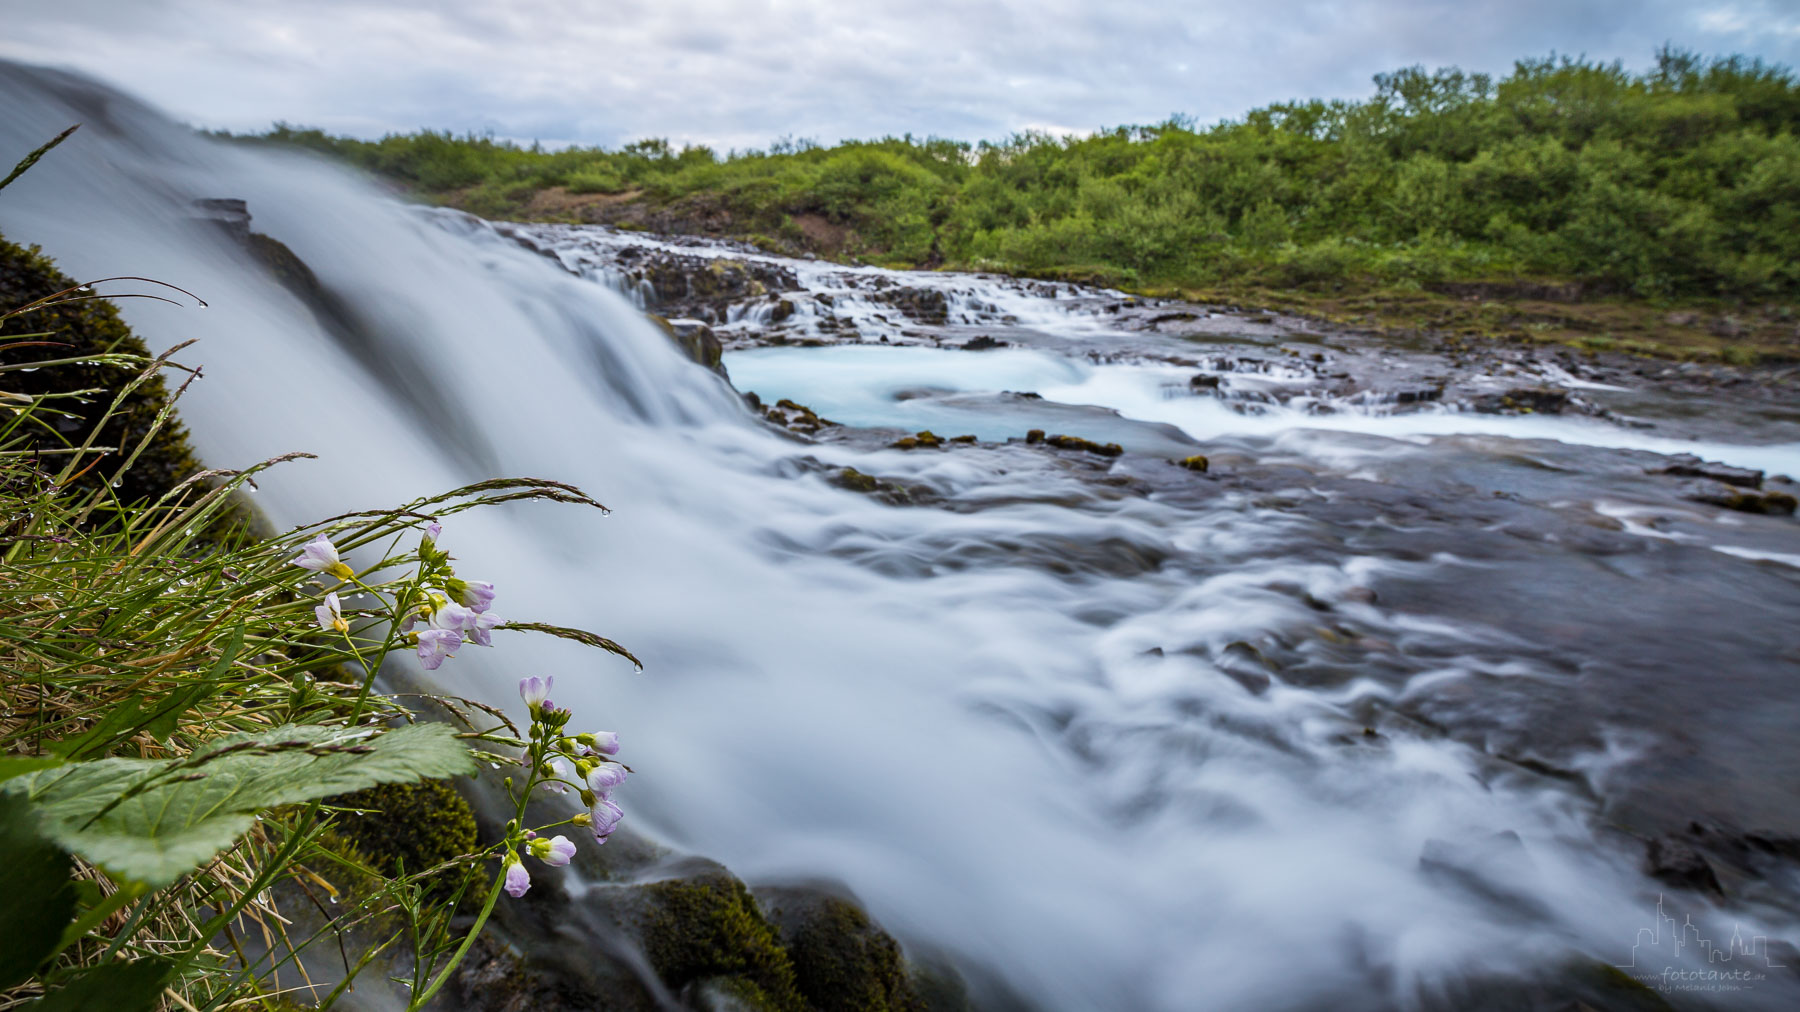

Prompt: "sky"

[3,0,1799,152]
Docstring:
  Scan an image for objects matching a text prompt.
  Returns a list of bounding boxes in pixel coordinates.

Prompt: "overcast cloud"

[4,0,1799,151]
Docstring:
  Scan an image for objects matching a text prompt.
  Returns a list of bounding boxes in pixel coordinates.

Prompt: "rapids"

[4,62,1798,1011]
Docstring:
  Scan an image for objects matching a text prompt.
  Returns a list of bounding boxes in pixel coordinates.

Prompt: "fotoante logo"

[1617,894,1786,994]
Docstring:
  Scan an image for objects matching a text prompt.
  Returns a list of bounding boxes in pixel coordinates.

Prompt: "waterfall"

[4,61,1792,1011]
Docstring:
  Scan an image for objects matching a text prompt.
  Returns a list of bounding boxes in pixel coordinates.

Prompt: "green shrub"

[243,47,1800,301]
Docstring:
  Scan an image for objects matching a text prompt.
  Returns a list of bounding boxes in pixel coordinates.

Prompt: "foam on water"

[728,344,1800,477]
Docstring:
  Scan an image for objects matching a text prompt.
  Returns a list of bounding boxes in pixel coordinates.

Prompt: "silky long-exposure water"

[4,63,1798,1011]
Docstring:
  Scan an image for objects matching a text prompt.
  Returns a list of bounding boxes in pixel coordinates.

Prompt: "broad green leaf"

[5,723,473,886]
[29,957,171,1012]
[0,756,63,782]
[0,794,75,989]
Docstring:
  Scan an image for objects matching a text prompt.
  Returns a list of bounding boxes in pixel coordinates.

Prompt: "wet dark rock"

[1419,831,1554,921]
[1024,429,1045,444]
[1188,374,1221,390]
[1472,387,1571,414]
[1042,434,1124,457]
[1744,831,1800,862]
[770,296,797,324]
[833,467,881,493]
[762,398,837,433]
[891,430,945,450]
[874,287,949,324]
[962,335,1005,350]
[1656,454,1763,489]
[1644,836,1723,895]
[626,250,800,323]
[1687,482,1798,515]
[1391,387,1443,404]
[824,465,938,506]
[756,887,927,1012]
[1176,455,1209,472]
[192,197,250,241]
[651,315,728,376]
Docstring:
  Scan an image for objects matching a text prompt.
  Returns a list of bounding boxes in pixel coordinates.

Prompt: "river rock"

[616,246,800,323]
[650,314,728,376]
[1655,454,1763,488]
[1042,433,1124,457]
[1472,386,1571,414]
[1644,836,1724,895]
[873,286,948,325]
[755,886,928,1012]
[1686,482,1798,515]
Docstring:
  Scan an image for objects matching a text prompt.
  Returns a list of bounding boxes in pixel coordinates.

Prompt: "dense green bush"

[239,47,1800,299]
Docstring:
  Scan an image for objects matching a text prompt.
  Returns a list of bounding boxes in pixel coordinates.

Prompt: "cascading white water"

[5,63,1795,1011]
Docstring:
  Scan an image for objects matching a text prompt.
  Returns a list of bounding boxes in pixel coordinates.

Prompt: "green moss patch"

[0,235,203,504]
[639,871,806,1011]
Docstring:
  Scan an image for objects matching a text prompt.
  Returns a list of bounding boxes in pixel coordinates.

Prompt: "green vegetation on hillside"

[240,48,1800,311]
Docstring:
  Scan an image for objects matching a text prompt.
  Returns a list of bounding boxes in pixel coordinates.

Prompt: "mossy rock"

[0,235,202,505]
[755,888,926,1012]
[638,870,806,1011]
[1177,454,1209,472]
[325,778,481,901]
[1043,433,1123,457]
[1690,483,1799,515]
[890,430,944,450]
[833,467,881,493]
[646,312,726,373]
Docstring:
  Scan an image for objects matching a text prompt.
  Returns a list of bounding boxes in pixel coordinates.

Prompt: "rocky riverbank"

[493,222,1800,954]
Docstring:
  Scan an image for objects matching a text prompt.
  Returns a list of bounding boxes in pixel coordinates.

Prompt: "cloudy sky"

[5,0,1799,151]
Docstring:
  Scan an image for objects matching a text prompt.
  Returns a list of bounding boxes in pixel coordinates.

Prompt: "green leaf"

[0,793,76,990]
[5,723,474,887]
[0,756,64,783]
[29,957,171,1012]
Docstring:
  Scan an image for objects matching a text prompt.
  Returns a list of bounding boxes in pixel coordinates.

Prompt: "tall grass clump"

[0,130,642,1011]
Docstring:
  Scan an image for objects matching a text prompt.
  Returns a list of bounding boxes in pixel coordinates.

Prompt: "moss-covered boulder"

[325,778,481,900]
[1042,433,1124,457]
[0,235,202,504]
[755,888,925,1012]
[890,430,945,450]
[638,869,807,1011]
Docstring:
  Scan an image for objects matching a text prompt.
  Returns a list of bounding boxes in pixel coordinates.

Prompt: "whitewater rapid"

[4,63,1796,1011]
